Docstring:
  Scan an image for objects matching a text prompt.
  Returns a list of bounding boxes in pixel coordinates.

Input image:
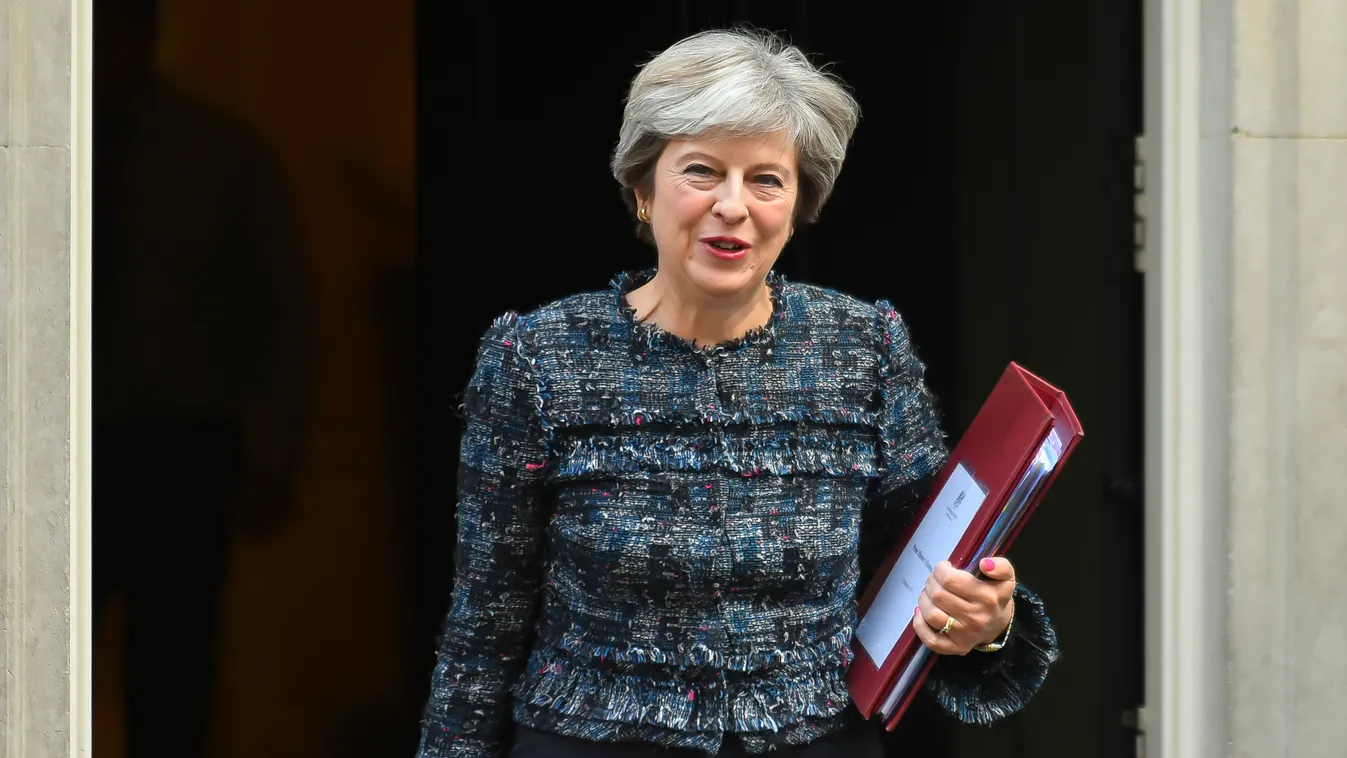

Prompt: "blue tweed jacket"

[417,270,1059,757]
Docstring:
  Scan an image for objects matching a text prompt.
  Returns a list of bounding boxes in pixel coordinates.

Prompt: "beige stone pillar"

[0,0,92,756]
[1145,2,1347,757]
[1228,1,1347,756]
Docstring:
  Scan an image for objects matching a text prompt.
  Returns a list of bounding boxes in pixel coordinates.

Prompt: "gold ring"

[938,616,957,636]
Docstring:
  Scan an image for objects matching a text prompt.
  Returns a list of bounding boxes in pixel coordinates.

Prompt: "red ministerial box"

[846,362,1084,724]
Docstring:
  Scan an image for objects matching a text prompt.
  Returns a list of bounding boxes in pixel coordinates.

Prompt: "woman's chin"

[685,257,764,299]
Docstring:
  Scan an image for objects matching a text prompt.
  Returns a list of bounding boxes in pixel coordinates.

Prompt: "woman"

[417,29,1058,758]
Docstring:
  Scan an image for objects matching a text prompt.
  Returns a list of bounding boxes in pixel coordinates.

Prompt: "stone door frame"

[1142,0,1231,756]
[2,0,94,755]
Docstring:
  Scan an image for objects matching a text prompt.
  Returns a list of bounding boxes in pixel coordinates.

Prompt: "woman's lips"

[701,237,751,261]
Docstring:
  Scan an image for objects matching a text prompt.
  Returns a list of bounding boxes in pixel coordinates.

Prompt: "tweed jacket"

[417,270,1059,757]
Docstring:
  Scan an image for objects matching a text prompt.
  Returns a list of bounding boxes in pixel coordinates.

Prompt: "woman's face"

[635,132,798,301]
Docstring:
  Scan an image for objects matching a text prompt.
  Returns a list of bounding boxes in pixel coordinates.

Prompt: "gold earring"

[638,206,650,223]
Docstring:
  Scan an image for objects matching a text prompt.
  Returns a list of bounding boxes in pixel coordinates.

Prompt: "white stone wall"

[0,0,79,756]
[1229,1,1347,756]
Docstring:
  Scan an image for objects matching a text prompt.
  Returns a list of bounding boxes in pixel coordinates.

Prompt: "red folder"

[846,362,1083,727]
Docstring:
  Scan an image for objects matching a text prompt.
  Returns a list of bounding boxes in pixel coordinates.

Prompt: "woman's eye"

[684,164,714,176]
[755,175,784,187]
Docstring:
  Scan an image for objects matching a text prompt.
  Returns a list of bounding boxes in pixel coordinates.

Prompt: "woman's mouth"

[700,237,751,261]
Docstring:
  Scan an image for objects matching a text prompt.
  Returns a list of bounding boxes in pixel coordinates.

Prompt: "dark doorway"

[416,2,1144,757]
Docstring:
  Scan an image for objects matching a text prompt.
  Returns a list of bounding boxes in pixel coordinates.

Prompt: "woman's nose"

[712,182,749,224]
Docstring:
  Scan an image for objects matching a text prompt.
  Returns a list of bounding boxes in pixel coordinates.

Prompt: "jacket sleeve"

[864,303,1060,725]
[860,302,949,585]
[417,314,551,758]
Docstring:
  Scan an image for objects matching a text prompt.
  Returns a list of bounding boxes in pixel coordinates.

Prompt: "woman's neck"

[627,271,773,347]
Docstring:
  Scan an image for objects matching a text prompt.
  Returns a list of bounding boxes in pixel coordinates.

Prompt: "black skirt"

[509,724,885,758]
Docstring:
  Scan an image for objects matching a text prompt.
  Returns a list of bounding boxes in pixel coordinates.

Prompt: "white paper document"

[854,463,987,664]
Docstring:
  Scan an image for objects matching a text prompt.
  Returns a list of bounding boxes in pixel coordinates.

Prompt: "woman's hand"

[913,557,1016,655]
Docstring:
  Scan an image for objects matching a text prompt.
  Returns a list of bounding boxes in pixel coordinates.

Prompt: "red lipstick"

[700,236,752,261]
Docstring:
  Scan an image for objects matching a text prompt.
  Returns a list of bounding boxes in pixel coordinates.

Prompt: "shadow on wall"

[92,0,418,756]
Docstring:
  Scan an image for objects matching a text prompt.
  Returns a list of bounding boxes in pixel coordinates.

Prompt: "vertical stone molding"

[0,0,86,756]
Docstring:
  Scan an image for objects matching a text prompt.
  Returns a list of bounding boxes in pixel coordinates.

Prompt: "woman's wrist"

[974,597,1015,653]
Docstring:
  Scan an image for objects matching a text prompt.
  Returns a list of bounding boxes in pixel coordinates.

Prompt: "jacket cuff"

[921,584,1060,725]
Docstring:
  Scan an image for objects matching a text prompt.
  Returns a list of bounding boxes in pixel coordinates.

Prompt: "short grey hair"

[611,28,861,242]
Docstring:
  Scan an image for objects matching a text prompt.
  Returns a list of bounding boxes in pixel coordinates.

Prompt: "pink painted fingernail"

[982,558,996,573]
[914,606,921,617]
